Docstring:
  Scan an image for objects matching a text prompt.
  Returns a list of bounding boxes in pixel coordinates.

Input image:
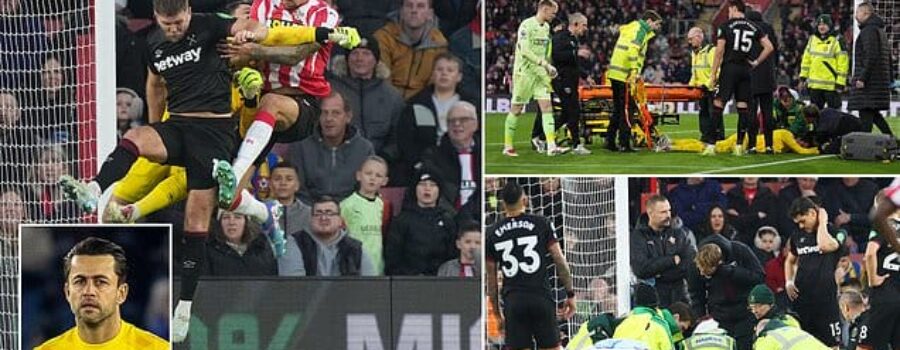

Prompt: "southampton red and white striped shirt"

[251,0,339,97]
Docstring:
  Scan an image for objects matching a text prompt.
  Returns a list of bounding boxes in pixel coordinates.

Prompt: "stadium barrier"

[173,277,480,350]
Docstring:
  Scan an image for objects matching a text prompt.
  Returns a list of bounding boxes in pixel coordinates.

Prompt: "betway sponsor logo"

[796,245,822,255]
[153,47,202,72]
[494,220,535,237]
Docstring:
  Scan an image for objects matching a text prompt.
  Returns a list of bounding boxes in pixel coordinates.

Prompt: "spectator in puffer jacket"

[373,0,448,99]
[328,35,405,162]
[385,169,457,275]
[667,178,727,235]
[203,210,277,276]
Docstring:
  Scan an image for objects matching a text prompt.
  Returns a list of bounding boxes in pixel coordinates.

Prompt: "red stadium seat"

[379,187,405,217]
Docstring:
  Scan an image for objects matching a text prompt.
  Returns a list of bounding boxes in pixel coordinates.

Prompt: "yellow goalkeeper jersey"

[34,321,169,350]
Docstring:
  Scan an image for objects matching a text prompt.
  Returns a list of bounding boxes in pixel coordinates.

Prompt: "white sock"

[88,181,102,197]
[233,119,275,181]
[175,300,192,316]
[233,189,269,223]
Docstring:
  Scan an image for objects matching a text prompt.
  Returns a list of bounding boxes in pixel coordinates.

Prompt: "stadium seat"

[379,187,405,217]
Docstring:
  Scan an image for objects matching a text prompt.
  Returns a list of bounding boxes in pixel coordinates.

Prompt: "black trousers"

[608,80,637,148]
[809,88,842,110]
[748,92,776,150]
[698,89,722,144]
[555,85,582,146]
[860,108,894,135]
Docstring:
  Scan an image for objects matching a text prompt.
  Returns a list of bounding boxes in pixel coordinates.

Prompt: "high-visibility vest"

[799,34,849,91]
[690,44,716,89]
[607,20,656,83]
[683,333,735,350]
[754,327,830,350]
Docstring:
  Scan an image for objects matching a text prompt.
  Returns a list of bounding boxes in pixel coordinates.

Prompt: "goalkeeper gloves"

[233,67,263,100]
[314,26,361,49]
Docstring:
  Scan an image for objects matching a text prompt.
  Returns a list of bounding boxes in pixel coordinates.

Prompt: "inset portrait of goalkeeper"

[23,225,171,349]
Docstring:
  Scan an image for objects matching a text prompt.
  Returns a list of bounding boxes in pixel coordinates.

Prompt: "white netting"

[559,178,619,335]
[0,233,16,350]
[486,177,625,347]
[0,0,98,224]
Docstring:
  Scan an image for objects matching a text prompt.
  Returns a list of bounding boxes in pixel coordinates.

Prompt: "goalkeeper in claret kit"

[58,0,360,342]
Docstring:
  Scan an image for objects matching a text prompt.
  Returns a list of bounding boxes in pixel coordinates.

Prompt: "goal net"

[485,177,631,347]
[0,235,15,350]
[0,0,115,225]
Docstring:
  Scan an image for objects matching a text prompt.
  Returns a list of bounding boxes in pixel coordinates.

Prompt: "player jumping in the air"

[487,181,575,350]
[708,0,773,156]
[58,0,360,342]
[502,0,569,157]
[213,0,346,214]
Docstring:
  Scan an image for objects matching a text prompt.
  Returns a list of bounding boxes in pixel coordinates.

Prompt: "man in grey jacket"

[287,91,374,203]
[280,196,376,276]
[328,35,405,160]
[271,160,312,276]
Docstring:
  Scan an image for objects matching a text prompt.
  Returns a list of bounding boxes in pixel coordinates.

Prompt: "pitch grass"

[485,113,900,174]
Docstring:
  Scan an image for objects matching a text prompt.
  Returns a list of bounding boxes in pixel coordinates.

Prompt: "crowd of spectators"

[3,0,485,344]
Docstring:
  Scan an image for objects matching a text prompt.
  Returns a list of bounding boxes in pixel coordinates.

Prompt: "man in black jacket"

[688,234,764,350]
[531,13,591,154]
[630,194,697,307]
[421,101,481,223]
[800,104,863,154]
[746,10,778,154]
[396,53,478,186]
[848,2,894,136]
[725,177,781,246]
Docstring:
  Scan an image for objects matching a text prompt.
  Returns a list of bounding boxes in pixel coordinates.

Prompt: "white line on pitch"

[698,154,839,174]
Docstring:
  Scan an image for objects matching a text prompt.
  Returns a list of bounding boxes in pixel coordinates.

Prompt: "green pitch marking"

[485,113,900,174]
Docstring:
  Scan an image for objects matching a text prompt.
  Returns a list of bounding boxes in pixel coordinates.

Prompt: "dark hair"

[501,181,524,206]
[63,237,128,285]
[457,220,481,239]
[701,204,732,237]
[643,10,662,22]
[789,197,817,218]
[728,0,746,13]
[668,301,695,326]
[213,211,261,245]
[801,104,820,121]
[224,0,251,14]
[153,0,189,16]
[312,195,341,212]
[272,160,299,175]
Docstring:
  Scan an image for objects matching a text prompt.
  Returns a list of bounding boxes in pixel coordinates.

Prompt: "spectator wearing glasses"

[282,196,376,276]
